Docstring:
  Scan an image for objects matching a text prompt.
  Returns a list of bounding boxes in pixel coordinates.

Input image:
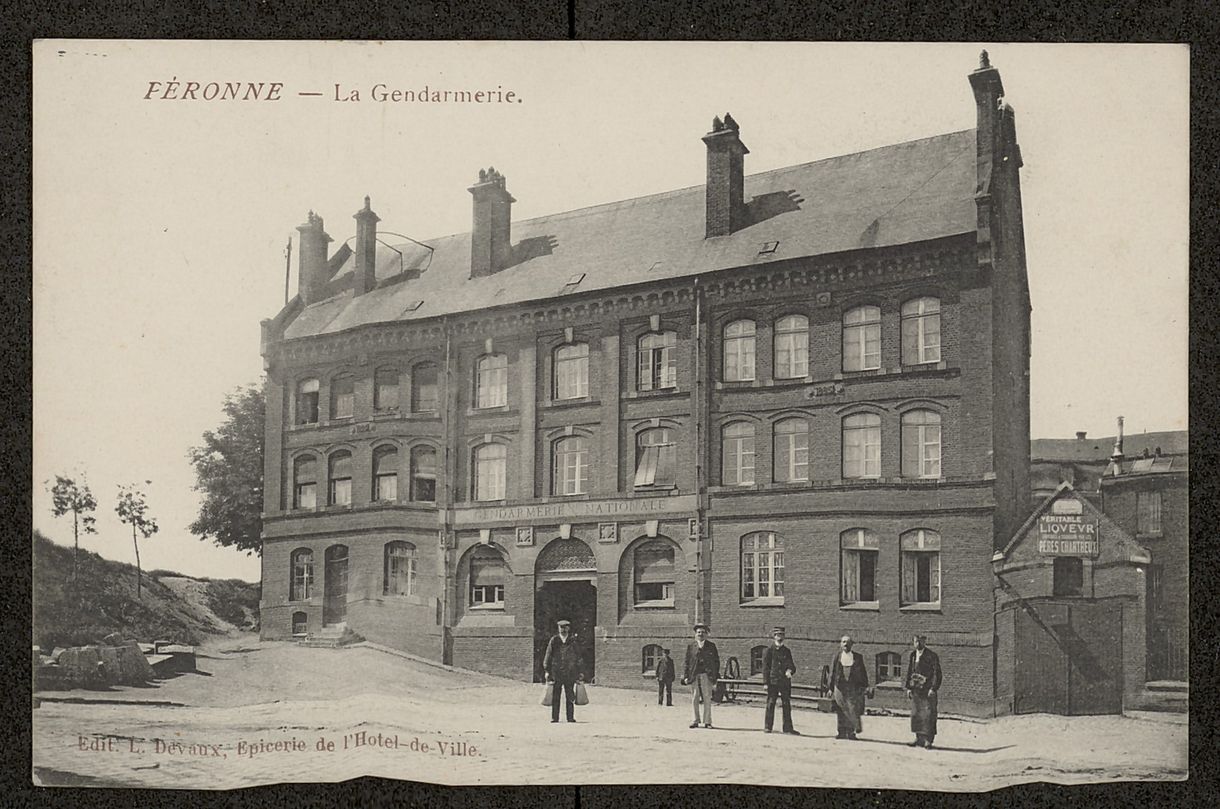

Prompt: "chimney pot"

[1075,431,1087,440]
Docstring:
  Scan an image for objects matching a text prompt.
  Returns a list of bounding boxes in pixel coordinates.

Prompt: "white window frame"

[290,549,314,601]
[741,531,785,602]
[293,456,317,510]
[901,410,942,479]
[475,354,508,409]
[554,343,590,400]
[296,378,320,425]
[723,319,757,382]
[843,305,882,372]
[774,418,810,482]
[843,413,882,479]
[773,314,809,379]
[634,427,677,488]
[900,529,942,606]
[553,436,590,496]
[633,541,676,608]
[328,452,353,506]
[840,528,879,605]
[638,331,677,391]
[473,443,507,501]
[384,542,417,596]
[470,583,505,606]
[901,297,942,365]
[722,422,756,486]
[372,446,398,502]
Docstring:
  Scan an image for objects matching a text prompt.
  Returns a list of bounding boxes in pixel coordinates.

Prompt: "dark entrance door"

[534,580,597,682]
[323,545,349,626]
[1014,600,1122,715]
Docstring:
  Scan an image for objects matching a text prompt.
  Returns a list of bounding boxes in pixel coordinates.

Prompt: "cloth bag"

[574,682,590,706]
[541,684,554,706]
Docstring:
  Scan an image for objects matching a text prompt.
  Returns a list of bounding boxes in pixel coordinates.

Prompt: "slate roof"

[1030,430,1189,463]
[281,129,978,340]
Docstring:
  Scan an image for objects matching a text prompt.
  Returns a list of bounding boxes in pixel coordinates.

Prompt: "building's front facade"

[259,54,1032,717]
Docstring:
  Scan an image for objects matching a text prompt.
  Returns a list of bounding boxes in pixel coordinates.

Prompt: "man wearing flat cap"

[762,627,799,735]
[654,647,675,706]
[681,623,720,728]
[543,619,585,723]
[904,634,943,748]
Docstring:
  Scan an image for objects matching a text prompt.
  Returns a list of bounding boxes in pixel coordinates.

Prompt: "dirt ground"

[32,634,1188,791]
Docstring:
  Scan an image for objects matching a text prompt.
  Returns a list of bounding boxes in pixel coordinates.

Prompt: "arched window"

[741,532,784,601]
[642,644,662,675]
[840,528,879,604]
[295,378,320,425]
[638,331,677,391]
[290,549,313,600]
[900,529,941,605]
[291,611,308,636]
[723,319,756,382]
[411,362,439,413]
[877,651,904,683]
[469,546,506,607]
[553,436,590,496]
[410,446,437,502]
[634,427,676,488]
[384,541,417,596]
[374,367,399,411]
[842,413,881,479]
[633,540,675,607]
[843,305,881,372]
[750,645,768,677]
[293,455,317,509]
[901,297,941,365]
[774,315,809,379]
[372,445,398,502]
[473,443,506,501]
[901,410,942,479]
[328,451,352,505]
[330,374,355,419]
[722,422,756,486]
[554,343,590,400]
[475,354,508,409]
[774,418,810,482]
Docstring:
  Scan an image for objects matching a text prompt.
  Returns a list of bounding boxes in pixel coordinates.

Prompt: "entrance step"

[1134,682,1188,713]
[298,625,364,648]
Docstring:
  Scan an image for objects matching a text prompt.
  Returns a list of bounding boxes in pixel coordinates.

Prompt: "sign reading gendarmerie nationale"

[1037,514,1100,556]
[452,495,697,527]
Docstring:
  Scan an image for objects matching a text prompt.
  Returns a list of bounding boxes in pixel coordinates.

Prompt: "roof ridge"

[410,128,977,247]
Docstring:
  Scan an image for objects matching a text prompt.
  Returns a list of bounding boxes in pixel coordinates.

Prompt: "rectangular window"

[330,378,355,420]
[774,316,809,379]
[1053,557,1084,597]
[902,418,942,478]
[1137,491,1163,535]
[902,298,942,365]
[374,473,397,502]
[412,364,439,412]
[840,529,879,604]
[554,439,590,496]
[901,552,941,604]
[474,446,507,501]
[471,584,504,606]
[385,553,415,596]
[554,345,589,400]
[843,418,881,479]
[634,582,674,605]
[774,422,809,482]
[722,426,756,486]
[295,482,316,510]
[723,321,757,382]
[329,478,352,506]
[638,332,678,392]
[374,370,399,411]
[476,356,508,409]
[635,429,677,488]
[843,309,882,372]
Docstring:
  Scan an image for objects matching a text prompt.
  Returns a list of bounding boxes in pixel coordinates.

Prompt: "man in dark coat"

[680,623,720,728]
[543,619,585,723]
[762,626,799,735]
[828,634,870,740]
[655,648,675,706]
[905,634,943,748]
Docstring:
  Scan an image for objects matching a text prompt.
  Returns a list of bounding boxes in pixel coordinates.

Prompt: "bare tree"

[48,474,98,583]
[115,482,159,599]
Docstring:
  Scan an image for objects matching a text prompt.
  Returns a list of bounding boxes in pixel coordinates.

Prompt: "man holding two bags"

[543,619,586,723]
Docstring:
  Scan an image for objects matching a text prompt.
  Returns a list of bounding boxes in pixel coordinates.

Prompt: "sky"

[31,41,1189,582]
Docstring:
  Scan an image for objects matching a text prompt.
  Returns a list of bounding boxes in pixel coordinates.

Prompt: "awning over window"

[471,560,505,586]
[635,543,674,583]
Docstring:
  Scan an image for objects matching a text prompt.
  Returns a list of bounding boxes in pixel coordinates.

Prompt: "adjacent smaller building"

[992,483,1150,715]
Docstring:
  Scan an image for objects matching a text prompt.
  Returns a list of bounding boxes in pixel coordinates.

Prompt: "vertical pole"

[693,278,705,626]
[440,319,454,663]
[284,236,292,305]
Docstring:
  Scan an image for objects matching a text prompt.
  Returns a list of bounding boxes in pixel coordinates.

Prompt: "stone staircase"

[1135,680,1188,713]
[297,623,364,649]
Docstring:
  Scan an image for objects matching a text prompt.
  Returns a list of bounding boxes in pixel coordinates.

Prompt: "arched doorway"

[323,544,349,626]
[534,538,597,682]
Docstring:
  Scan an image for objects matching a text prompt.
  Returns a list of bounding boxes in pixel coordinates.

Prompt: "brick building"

[258,53,1032,717]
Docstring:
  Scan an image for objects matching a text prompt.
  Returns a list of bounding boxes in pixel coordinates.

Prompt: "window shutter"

[635,545,674,583]
[471,559,505,587]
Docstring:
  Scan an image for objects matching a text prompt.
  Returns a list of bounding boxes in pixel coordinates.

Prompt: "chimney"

[352,196,380,297]
[1075,431,1087,440]
[702,113,749,238]
[468,167,515,279]
[296,211,332,306]
[1111,416,1125,463]
[968,50,1005,195]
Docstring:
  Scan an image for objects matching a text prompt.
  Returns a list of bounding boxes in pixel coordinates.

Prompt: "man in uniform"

[905,633,943,748]
[655,647,675,706]
[543,619,584,723]
[762,626,799,735]
[680,623,720,728]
